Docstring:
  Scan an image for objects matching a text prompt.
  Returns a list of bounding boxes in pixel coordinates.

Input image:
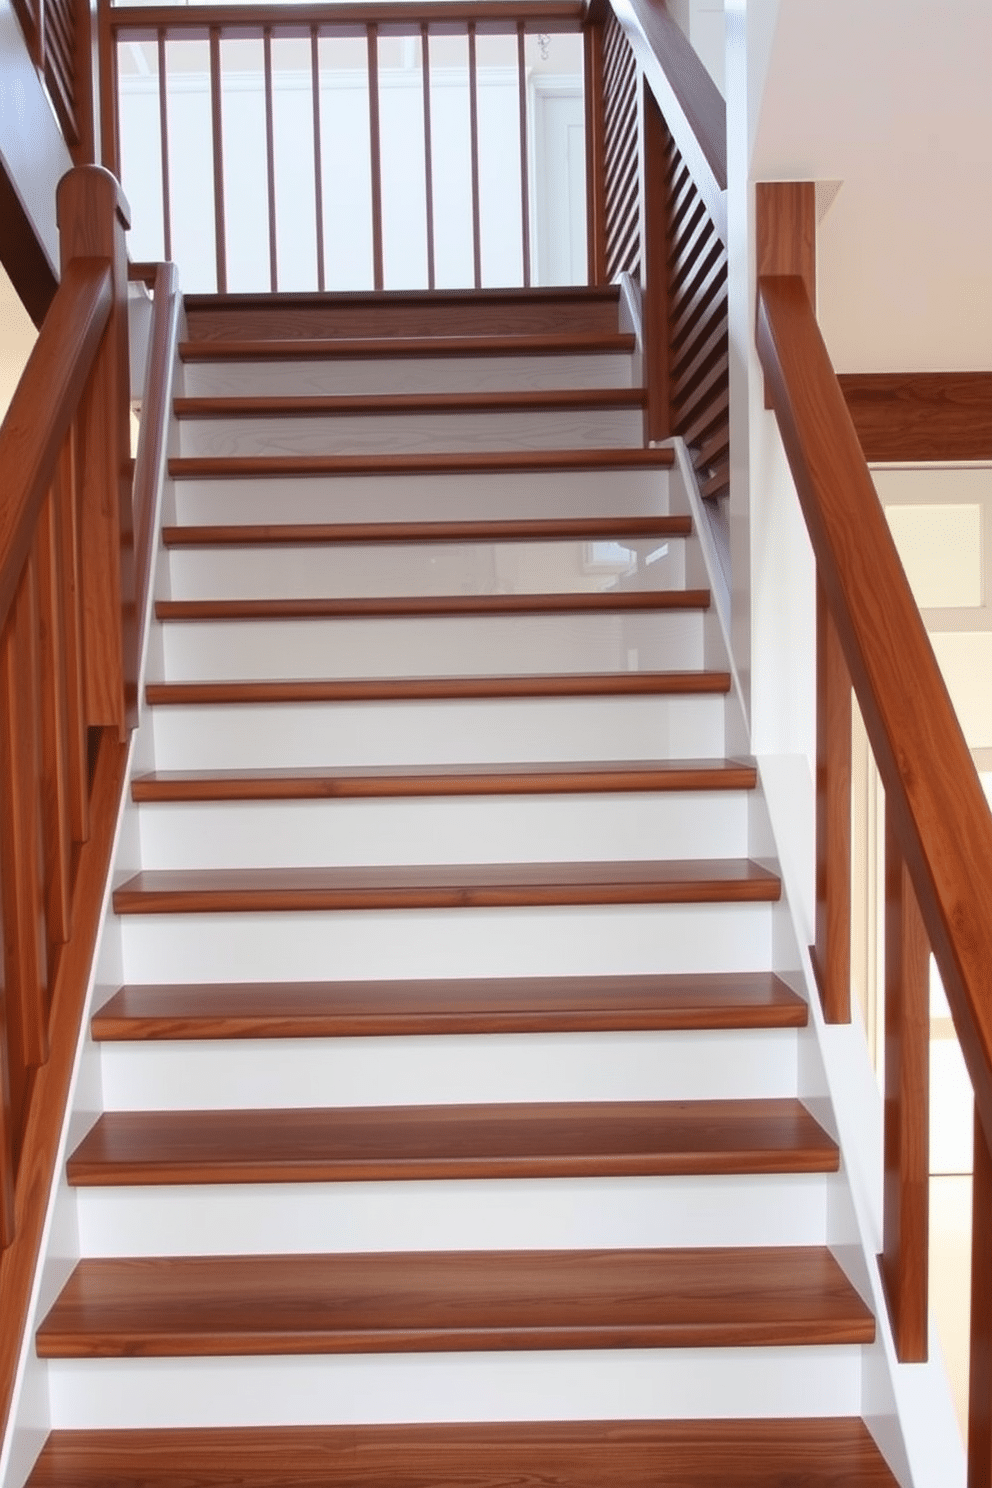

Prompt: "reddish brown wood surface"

[110,0,587,29]
[55,438,88,845]
[173,387,646,417]
[155,590,710,622]
[22,1419,902,1487]
[840,372,992,463]
[112,859,781,915]
[131,757,755,802]
[162,514,690,546]
[468,22,481,288]
[516,21,531,286]
[209,28,227,294]
[367,24,383,291]
[67,1098,837,1186]
[757,273,992,1174]
[881,810,930,1364]
[36,1246,872,1357]
[0,728,128,1439]
[178,329,636,361]
[35,490,72,955]
[601,11,639,283]
[156,31,172,261]
[310,27,325,292]
[169,447,675,480]
[145,669,731,706]
[971,1106,992,1488]
[263,27,277,291]
[132,263,180,679]
[583,18,606,284]
[91,971,807,1041]
[813,583,851,1024]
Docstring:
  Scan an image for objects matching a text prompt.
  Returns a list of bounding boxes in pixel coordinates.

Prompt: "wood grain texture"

[813,583,851,1025]
[756,182,815,309]
[839,371,992,462]
[161,515,691,546]
[0,728,127,1439]
[35,488,72,952]
[970,1106,992,1486]
[145,670,731,705]
[130,757,756,802]
[90,971,807,1041]
[881,809,930,1364]
[154,590,710,621]
[757,273,992,1170]
[168,447,675,480]
[642,87,671,442]
[35,1246,872,1357]
[178,330,637,361]
[111,859,781,915]
[66,1098,837,1186]
[22,1419,903,1487]
[110,0,586,29]
[173,387,647,418]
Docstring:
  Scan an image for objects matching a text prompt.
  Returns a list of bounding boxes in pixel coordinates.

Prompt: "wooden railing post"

[640,82,671,442]
[813,579,852,1022]
[56,165,135,736]
[970,1106,992,1488]
[583,7,607,285]
[881,807,930,1362]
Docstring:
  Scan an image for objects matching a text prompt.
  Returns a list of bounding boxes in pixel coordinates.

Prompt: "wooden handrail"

[131,261,181,680]
[756,272,992,1159]
[107,1,585,33]
[0,260,112,635]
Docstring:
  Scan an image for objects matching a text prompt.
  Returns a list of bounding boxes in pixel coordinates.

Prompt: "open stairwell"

[15,284,901,1485]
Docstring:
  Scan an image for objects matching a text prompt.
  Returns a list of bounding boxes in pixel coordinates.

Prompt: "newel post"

[56,166,135,738]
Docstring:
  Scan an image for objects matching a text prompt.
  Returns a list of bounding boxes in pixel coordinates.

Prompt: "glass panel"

[378,31,428,290]
[428,29,473,289]
[476,29,522,288]
[271,35,319,291]
[318,33,374,291]
[165,38,216,292]
[220,38,270,293]
[117,39,165,263]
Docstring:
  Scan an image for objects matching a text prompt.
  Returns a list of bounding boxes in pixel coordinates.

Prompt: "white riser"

[74,1173,831,1258]
[46,1346,864,1430]
[164,541,687,602]
[180,353,636,398]
[133,792,751,870]
[170,470,674,528]
[99,1028,799,1111]
[147,696,728,771]
[116,902,774,985]
[176,409,645,458]
[156,614,706,682]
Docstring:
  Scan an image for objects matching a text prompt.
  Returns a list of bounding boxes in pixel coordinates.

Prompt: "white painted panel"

[46,1345,864,1429]
[885,505,981,610]
[99,1028,798,1110]
[134,790,750,870]
[930,633,992,749]
[75,1172,832,1258]
[117,901,774,985]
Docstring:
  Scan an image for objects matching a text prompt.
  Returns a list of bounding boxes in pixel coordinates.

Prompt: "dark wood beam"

[839,372,992,463]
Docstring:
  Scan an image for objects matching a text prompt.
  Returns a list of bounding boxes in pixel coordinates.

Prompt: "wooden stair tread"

[24,1420,901,1486]
[162,515,692,547]
[145,671,732,706]
[66,1100,838,1186]
[155,590,711,622]
[111,860,781,914]
[130,758,758,802]
[36,1247,874,1357]
[91,972,808,1041]
[168,448,676,479]
[173,389,647,418]
[179,329,638,361]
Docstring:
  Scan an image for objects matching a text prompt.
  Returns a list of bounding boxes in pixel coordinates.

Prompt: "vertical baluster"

[36,485,73,957]
[367,24,383,291]
[98,0,120,176]
[263,27,278,293]
[583,17,607,285]
[814,581,852,1022]
[310,27,325,293]
[0,561,50,1075]
[157,29,172,262]
[209,27,227,294]
[641,86,671,442]
[970,1107,992,1488]
[56,432,89,845]
[880,809,930,1361]
[467,22,481,289]
[421,25,435,292]
[516,23,531,288]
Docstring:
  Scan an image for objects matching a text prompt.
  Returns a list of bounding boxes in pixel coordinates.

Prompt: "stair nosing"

[153,590,711,623]
[162,515,692,547]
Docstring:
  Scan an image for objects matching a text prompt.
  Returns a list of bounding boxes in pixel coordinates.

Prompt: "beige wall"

[0,260,38,422]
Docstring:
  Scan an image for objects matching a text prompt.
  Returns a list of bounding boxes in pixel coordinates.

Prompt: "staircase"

[18,285,900,1485]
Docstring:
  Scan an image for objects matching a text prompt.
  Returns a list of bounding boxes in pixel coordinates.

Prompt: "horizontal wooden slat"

[839,371,992,462]
[168,448,675,480]
[110,1,585,33]
[90,971,807,1041]
[145,670,732,706]
[21,1419,904,1487]
[162,515,692,547]
[154,590,711,622]
[130,757,756,802]
[36,1246,872,1357]
[67,1099,838,1186]
[173,388,646,419]
[111,859,781,915]
[179,331,637,362]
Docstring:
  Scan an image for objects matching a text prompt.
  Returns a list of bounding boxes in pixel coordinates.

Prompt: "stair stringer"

[666,436,964,1488]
